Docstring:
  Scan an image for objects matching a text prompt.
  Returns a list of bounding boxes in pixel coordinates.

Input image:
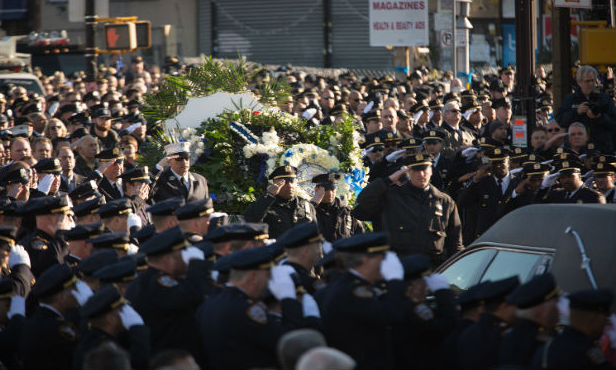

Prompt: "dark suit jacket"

[60,173,86,193]
[431,154,453,191]
[151,168,208,203]
[97,176,123,202]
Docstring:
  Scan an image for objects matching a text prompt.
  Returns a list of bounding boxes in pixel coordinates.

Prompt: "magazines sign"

[369,1,429,46]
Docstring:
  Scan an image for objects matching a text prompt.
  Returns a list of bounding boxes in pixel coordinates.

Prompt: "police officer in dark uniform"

[310,173,363,242]
[61,221,106,266]
[278,222,324,294]
[499,273,561,367]
[422,130,452,191]
[0,276,27,369]
[198,244,305,370]
[118,166,152,229]
[125,226,209,365]
[94,147,126,202]
[458,147,522,238]
[19,195,73,277]
[205,222,270,258]
[20,264,92,370]
[533,288,614,369]
[74,284,150,370]
[456,276,520,370]
[591,162,616,203]
[89,232,132,257]
[77,250,119,292]
[317,233,406,369]
[30,158,63,198]
[95,198,133,233]
[353,154,463,265]
[69,180,101,205]
[72,193,106,225]
[0,226,34,297]
[93,259,138,296]
[393,254,458,369]
[244,165,317,239]
[175,198,215,243]
[147,197,184,233]
[504,161,551,212]
[540,160,605,204]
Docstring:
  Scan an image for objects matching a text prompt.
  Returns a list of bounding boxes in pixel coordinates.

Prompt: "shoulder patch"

[58,323,77,341]
[157,275,178,288]
[353,285,374,299]
[246,303,267,324]
[30,239,48,251]
[414,303,434,321]
[587,347,606,365]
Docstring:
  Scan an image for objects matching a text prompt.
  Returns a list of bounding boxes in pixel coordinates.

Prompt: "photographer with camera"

[555,65,616,154]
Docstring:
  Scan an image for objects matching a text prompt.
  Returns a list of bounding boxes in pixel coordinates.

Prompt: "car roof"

[470,204,616,294]
[0,72,39,79]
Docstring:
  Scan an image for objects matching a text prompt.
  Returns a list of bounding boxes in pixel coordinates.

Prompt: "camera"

[587,93,603,116]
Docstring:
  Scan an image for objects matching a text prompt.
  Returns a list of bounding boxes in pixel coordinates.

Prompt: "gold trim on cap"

[544,287,561,301]
[112,243,130,251]
[118,208,132,215]
[366,245,390,253]
[63,275,78,288]
[308,234,325,243]
[258,261,275,269]
[110,297,128,309]
[51,205,71,214]
[171,241,190,251]
[272,174,297,180]
[0,235,15,246]
[198,209,214,217]
[129,176,150,181]
[0,292,15,299]
[253,234,270,241]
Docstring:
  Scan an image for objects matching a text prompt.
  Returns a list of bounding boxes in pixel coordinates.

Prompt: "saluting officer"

[125,226,209,365]
[61,221,105,266]
[592,162,616,203]
[93,259,138,296]
[175,198,215,243]
[244,165,316,239]
[146,197,184,233]
[151,142,208,203]
[96,198,133,233]
[316,233,407,369]
[118,166,152,228]
[72,194,106,225]
[458,147,522,238]
[198,245,305,370]
[540,160,605,204]
[422,130,452,191]
[19,195,74,276]
[504,161,551,212]
[94,147,125,202]
[73,284,150,370]
[88,232,132,257]
[30,158,63,198]
[533,288,614,369]
[353,153,463,266]
[279,222,324,294]
[205,222,270,257]
[0,225,34,296]
[310,173,363,242]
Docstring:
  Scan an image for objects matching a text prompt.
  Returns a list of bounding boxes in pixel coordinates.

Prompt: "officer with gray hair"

[296,347,356,370]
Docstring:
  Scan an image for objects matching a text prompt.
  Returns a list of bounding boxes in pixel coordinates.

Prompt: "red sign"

[542,14,580,50]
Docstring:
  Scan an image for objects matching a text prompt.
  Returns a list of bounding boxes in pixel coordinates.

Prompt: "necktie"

[497,178,503,195]
[183,177,190,191]
[565,192,571,201]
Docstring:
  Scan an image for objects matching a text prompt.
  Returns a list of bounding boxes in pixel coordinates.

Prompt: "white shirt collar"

[494,173,511,191]
[433,153,441,167]
[349,269,368,282]
[39,303,64,318]
[569,184,583,197]
[171,168,189,182]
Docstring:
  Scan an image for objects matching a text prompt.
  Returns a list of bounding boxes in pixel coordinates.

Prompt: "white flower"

[198,142,205,149]
[195,148,204,156]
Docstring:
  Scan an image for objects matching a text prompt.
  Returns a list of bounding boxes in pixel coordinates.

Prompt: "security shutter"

[331,0,393,69]
[197,0,213,55]
[211,0,325,67]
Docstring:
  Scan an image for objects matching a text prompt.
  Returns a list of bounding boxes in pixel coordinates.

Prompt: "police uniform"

[175,198,215,243]
[0,277,26,369]
[393,254,458,369]
[125,226,209,363]
[460,100,484,139]
[94,148,125,202]
[73,284,150,370]
[151,142,209,203]
[0,225,35,297]
[244,165,317,239]
[458,147,522,238]
[72,194,106,223]
[278,222,324,294]
[423,130,452,191]
[0,166,30,199]
[410,100,431,138]
[198,245,304,370]
[69,180,101,204]
[316,233,407,369]
[30,158,63,198]
[456,276,520,370]
[499,273,560,367]
[540,161,605,204]
[118,166,152,228]
[533,289,614,369]
[310,173,364,242]
[61,221,106,267]
[19,195,73,277]
[20,264,80,370]
[353,154,463,265]
[593,162,616,204]
[503,162,551,212]
[93,259,138,293]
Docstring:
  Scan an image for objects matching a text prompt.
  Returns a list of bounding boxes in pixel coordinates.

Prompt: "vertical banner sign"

[513,116,528,148]
[502,24,516,66]
[369,0,429,46]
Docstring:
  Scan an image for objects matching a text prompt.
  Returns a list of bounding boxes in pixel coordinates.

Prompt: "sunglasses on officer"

[174,156,190,162]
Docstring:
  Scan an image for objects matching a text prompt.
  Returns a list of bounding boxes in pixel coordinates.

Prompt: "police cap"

[523,162,550,179]
[81,284,127,319]
[268,165,297,181]
[507,273,560,308]
[69,180,99,202]
[118,166,151,184]
[422,130,446,143]
[206,223,269,243]
[401,254,432,280]
[146,197,184,216]
[95,147,124,162]
[62,222,105,241]
[409,100,430,114]
[555,160,583,175]
[399,137,421,150]
[359,132,385,150]
[428,98,444,109]
[592,162,616,176]
[214,246,274,271]
[121,253,148,271]
[22,194,72,216]
[378,130,401,143]
[175,198,214,220]
[491,98,511,109]
[458,281,490,310]
[191,240,217,262]
[96,198,132,219]
[279,222,323,249]
[0,276,14,299]
[94,259,137,284]
[511,147,529,161]
[78,250,119,277]
[476,276,520,304]
[0,200,24,217]
[73,194,106,218]
[1,167,30,186]
[139,226,189,256]
[402,153,433,169]
[33,158,62,175]
[362,109,381,123]
[130,224,156,245]
[484,147,511,163]
[330,104,347,116]
[0,226,17,248]
[31,264,77,299]
[264,241,287,263]
[89,232,131,252]
[568,288,614,313]
[333,232,389,254]
[311,173,341,190]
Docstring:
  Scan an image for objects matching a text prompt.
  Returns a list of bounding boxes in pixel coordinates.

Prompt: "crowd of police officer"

[0,57,615,369]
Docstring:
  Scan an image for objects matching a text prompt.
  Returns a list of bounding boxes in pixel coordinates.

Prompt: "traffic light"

[103,23,137,50]
[135,21,151,49]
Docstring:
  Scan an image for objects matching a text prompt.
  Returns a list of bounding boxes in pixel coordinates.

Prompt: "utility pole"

[452,0,457,77]
[85,0,98,82]
[552,6,572,110]
[514,0,536,146]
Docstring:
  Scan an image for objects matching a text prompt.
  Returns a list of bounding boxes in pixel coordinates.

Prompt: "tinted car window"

[0,77,43,95]
[480,250,548,284]
[441,249,496,290]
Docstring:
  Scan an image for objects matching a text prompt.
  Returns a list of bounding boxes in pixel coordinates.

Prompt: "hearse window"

[480,250,546,284]
[442,249,496,290]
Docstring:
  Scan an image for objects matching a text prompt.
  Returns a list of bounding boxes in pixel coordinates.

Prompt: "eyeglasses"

[174,156,190,162]
[547,128,561,133]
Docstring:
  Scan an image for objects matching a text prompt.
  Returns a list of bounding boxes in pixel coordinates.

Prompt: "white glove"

[7,295,26,319]
[119,304,144,329]
[125,123,142,134]
[210,270,219,282]
[461,147,479,158]
[127,243,139,255]
[363,101,374,114]
[322,241,333,254]
[181,246,204,264]
[541,172,559,189]
[302,108,317,119]
[424,273,451,292]
[268,265,297,300]
[37,174,55,195]
[509,167,523,176]
[557,296,570,321]
[380,251,404,281]
[209,212,228,220]
[127,213,142,230]
[9,244,31,269]
[71,280,94,306]
[386,149,406,163]
[302,293,321,318]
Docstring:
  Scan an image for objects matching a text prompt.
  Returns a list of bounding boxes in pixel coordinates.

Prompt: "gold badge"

[430,131,436,136]
[495,148,502,155]
[534,163,541,170]
[598,163,604,169]
[247,303,267,324]
[563,161,569,168]
[375,137,381,143]
[417,154,424,160]
[112,148,119,155]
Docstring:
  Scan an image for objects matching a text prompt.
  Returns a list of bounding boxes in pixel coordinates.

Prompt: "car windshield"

[441,248,496,291]
[0,77,44,95]
[480,250,547,283]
